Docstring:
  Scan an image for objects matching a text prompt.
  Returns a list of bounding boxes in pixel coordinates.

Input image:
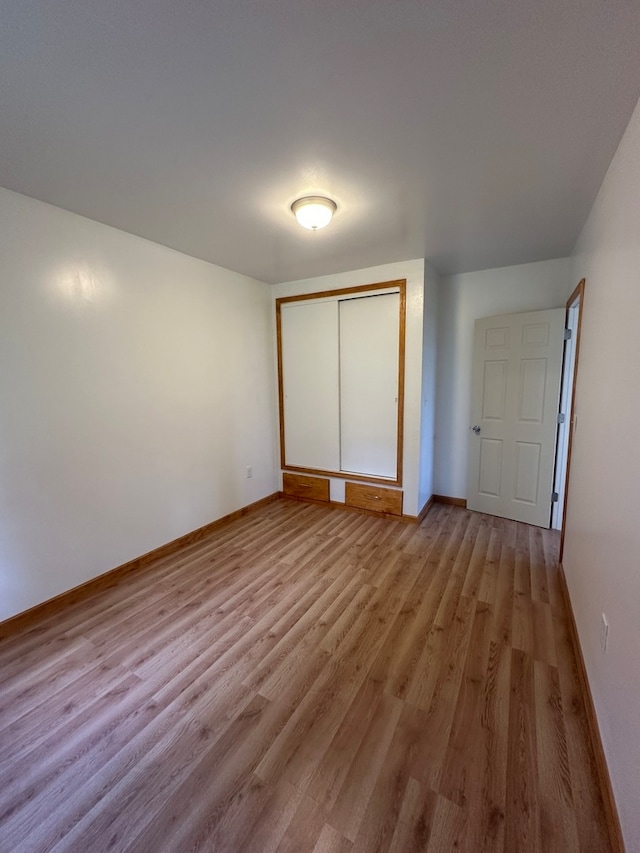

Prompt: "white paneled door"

[467,308,565,527]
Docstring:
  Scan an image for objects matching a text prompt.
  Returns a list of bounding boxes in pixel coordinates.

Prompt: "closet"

[276,280,406,511]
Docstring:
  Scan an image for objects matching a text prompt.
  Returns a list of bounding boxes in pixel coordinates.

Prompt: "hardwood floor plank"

[386,780,438,853]
[255,657,371,791]
[0,673,146,811]
[512,525,535,656]
[382,512,472,701]
[428,795,467,851]
[436,598,492,807]
[327,691,403,841]
[534,660,580,852]
[477,524,502,605]
[0,500,613,852]
[552,613,611,852]
[312,823,354,853]
[351,706,437,852]
[405,592,475,720]
[304,675,385,811]
[276,793,327,853]
[474,638,511,850]
[505,648,541,852]
[460,516,492,600]
[489,518,516,647]
[532,599,558,666]
[56,693,272,853]
[241,779,304,853]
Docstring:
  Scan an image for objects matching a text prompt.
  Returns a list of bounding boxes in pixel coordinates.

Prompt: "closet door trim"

[276,279,406,486]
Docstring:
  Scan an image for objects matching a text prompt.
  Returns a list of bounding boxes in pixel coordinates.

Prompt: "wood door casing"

[559,279,586,560]
[276,280,406,486]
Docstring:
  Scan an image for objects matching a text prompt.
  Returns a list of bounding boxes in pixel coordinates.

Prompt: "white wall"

[0,187,278,622]
[564,95,640,850]
[418,261,440,512]
[273,259,426,516]
[434,258,572,498]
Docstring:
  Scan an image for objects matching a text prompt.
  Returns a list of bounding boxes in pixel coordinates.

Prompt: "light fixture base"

[291,196,337,230]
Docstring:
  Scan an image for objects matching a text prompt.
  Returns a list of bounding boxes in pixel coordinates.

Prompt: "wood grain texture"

[0,491,280,640]
[283,473,330,502]
[434,494,468,507]
[279,494,421,525]
[0,500,612,852]
[345,482,403,516]
[557,562,624,852]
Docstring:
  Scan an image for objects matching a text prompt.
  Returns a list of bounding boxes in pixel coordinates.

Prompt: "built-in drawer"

[345,482,403,516]
[282,472,330,502]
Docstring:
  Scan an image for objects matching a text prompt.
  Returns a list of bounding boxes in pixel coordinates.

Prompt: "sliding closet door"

[339,293,400,479]
[280,300,341,471]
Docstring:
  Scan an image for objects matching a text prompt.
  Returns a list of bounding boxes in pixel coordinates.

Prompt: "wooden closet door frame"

[276,279,406,487]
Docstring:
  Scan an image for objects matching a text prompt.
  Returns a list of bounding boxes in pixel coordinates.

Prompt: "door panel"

[339,293,399,479]
[280,300,341,471]
[514,442,541,504]
[467,307,564,527]
[485,325,509,348]
[478,439,503,497]
[518,359,547,422]
[482,361,508,420]
[522,322,550,346]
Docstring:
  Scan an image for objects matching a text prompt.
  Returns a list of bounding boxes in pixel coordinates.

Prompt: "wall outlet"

[246,466,253,479]
[600,613,609,653]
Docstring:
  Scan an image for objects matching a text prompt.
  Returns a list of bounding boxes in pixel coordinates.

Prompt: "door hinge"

[552,491,559,502]
[557,412,566,424]
[564,328,572,340]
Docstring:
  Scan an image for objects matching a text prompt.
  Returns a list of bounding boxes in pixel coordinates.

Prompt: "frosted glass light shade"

[291,196,337,230]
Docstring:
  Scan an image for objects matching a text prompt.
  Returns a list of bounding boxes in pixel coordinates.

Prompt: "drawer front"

[345,482,403,516]
[283,473,330,502]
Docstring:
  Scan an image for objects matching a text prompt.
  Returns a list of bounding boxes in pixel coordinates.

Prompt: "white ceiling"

[1,1,640,284]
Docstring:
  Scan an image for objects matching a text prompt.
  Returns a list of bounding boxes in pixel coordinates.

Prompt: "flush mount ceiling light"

[291,196,337,230]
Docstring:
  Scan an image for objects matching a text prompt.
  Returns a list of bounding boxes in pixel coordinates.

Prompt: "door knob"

[472,425,481,434]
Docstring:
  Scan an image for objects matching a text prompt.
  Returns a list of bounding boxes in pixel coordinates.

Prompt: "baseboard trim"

[558,563,625,852]
[434,494,467,508]
[416,494,436,523]
[0,492,280,639]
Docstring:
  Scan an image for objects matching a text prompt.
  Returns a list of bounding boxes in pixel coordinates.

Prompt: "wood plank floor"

[0,499,611,852]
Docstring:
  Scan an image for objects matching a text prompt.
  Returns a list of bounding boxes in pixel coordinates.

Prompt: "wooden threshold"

[0,492,280,639]
[558,562,625,851]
